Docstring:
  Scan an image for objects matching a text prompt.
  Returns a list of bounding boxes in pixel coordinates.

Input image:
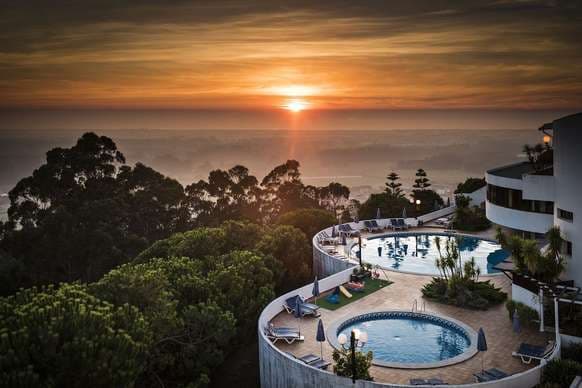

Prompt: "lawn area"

[314,278,393,311]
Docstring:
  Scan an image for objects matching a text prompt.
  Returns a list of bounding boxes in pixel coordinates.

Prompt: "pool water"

[338,314,471,365]
[353,233,509,275]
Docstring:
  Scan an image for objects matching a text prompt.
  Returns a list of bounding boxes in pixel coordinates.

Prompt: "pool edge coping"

[326,309,479,370]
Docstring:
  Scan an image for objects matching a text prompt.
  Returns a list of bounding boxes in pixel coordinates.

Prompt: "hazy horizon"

[0,127,541,221]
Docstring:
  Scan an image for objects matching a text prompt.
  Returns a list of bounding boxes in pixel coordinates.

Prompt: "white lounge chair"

[265,325,304,344]
[512,341,555,364]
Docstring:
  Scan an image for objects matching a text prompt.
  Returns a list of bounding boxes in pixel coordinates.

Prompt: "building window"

[486,184,554,214]
[562,240,573,256]
[558,208,574,222]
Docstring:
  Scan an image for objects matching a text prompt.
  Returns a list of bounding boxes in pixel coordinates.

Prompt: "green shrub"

[332,349,373,381]
[562,343,582,363]
[422,278,506,310]
[542,359,582,387]
[505,300,539,329]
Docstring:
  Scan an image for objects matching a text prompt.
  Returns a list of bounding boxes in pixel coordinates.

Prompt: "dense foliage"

[454,177,486,194]
[453,195,490,231]
[505,300,539,329]
[332,349,373,381]
[92,253,272,387]
[136,220,312,293]
[0,283,151,388]
[542,359,582,388]
[0,133,349,294]
[422,237,506,309]
[277,208,336,240]
[495,226,566,283]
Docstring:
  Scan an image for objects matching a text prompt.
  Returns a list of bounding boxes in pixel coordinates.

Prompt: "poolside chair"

[369,219,385,231]
[283,295,321,317]
[287,353,332,370]
[512,341,555,364]
[397,218,409,229]
[318,231,337,245]
[339,223,360,237]
[364,220,382,233]
[390,219,404,230]
[473,368,509,382]
[265,325,304,344]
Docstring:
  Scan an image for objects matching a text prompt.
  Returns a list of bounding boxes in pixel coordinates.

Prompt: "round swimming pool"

[330,311,477,368]
[352,232,508,276]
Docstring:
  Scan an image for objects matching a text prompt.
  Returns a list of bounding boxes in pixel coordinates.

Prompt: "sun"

[283,99,309,112]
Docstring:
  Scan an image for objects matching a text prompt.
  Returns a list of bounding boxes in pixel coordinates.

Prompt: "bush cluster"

[422,278,506,310]
[505,300,539,329]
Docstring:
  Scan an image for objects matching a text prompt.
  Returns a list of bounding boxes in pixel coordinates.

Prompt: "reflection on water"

[340,317,470,364]
[355,233,509,275]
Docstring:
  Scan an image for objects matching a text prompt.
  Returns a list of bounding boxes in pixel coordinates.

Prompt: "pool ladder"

[411,299,426,312]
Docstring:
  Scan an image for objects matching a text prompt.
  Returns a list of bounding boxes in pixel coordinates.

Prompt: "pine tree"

[413,168,431,190]
[385,172,403,198]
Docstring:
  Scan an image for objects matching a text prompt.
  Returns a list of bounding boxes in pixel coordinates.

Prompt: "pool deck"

[271,227,548,385]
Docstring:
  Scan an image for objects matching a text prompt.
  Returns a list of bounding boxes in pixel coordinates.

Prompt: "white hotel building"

[485,112,582,286]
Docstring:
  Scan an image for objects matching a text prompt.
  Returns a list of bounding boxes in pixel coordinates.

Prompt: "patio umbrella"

[331,225,338,238]
[477,327,488,372]
[354,215,359,223]
[377,246,382,257]
[294,296,302,332]
[312,276,320,303]
[512,309,521,333]
[316,319,326,359]
[376,208,382,219]
[402,207,407,219]
[341,234,347,246]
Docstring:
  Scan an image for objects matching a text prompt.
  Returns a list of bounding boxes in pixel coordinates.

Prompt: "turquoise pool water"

[338,313,471,365]
[353,232,509,275]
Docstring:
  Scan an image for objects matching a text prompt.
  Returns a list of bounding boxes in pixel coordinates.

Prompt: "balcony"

[486,201,554,234]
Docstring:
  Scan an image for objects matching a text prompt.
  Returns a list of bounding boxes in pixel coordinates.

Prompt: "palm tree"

[522,239,541,276]
[494,226,507,247]
[545,226,566,281]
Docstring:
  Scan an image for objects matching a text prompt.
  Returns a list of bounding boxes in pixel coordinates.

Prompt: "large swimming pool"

[352,232,508,275]
[333,311,476,368]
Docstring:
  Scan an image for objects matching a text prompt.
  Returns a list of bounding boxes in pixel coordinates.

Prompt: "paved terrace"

[271,228,549,385]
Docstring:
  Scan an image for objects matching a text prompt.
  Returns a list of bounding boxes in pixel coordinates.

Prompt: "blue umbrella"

[376,208,382,219]
[294,296,302,331]
[402,207,407,219]
[331,225,338,238]
[316,319,326,359]
[512,309,521,333]
[312,276,320,302]
[477,327,487,371]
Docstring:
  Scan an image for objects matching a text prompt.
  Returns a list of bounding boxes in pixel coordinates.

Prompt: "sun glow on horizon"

[283,99,309,112]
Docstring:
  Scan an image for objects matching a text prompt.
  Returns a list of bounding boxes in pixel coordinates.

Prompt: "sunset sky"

[1,1,581,129]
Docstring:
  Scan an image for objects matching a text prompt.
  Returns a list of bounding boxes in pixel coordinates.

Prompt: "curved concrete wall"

[553,114,582,286]
[485,201,553,234]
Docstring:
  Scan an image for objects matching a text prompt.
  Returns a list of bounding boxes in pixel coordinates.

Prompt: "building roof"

[487,161,534,179]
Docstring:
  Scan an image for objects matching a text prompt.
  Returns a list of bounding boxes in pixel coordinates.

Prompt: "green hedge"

[505,300,539,329]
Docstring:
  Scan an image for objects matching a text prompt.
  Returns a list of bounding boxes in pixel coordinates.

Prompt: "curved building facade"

[485,112,582,286]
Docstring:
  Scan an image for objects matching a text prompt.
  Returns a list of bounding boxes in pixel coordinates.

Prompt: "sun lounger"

[512,341,555,364]
[265,325,304,344]
[390,219,404,230]
[287,353,332,370]
[339,224,360,237]
[364,220,382,232]
[473,368,509,382]
[397,218,409,229]
[283,296,321,317]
